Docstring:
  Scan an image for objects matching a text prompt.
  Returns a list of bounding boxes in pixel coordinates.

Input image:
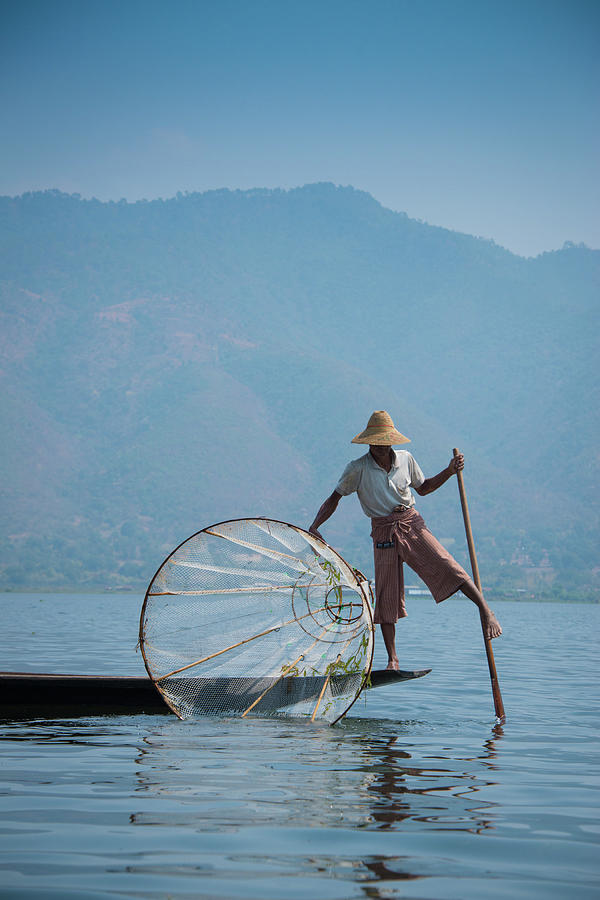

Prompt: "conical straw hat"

[351,410,410,445]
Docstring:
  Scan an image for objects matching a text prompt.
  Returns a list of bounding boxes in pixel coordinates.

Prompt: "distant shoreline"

[0,588,597,603]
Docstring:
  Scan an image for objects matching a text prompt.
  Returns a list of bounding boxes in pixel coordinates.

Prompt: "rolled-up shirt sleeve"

[408,453,425,489]
[335,460,360,496]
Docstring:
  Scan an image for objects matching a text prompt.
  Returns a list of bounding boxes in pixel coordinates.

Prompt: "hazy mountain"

[1,184,598,598]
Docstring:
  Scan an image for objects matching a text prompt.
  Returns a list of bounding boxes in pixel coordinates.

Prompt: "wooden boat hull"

[0,669,431,718]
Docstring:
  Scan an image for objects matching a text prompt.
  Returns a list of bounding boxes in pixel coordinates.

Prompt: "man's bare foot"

[482,608,502,640]
[386,659,399,671]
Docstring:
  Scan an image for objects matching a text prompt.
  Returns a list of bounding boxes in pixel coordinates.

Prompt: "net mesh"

[139,518,374,723]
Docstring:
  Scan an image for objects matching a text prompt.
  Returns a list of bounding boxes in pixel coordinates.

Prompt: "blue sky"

[1,0,598,256]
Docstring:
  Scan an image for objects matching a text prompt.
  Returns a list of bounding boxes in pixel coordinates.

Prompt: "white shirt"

[335,450,425,518]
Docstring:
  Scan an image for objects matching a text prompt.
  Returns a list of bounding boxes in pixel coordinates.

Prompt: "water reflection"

[361,854,421,892]
[360,736,416,829]
[5,708,598,899]
[121,719,506,895]
[0,713,504,897]
[356,727,503,894]
[2,597,597,899]
[484,721,505,764]
[364,729,500,828]
[127,719,502,836]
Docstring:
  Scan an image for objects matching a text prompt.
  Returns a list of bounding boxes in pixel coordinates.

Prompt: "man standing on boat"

[309,410,502,671]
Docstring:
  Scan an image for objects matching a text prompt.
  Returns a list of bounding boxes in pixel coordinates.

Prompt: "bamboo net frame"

[139,517,374,723]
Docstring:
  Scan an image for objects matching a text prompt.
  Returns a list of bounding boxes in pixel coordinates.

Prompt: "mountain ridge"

[1,184,598,597]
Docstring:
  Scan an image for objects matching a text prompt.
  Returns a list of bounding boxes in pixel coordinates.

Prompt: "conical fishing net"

[139,518,374,723]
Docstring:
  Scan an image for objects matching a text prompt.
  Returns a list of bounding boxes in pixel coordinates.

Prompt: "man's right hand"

[308,524,325,542]
[308,491,342,544]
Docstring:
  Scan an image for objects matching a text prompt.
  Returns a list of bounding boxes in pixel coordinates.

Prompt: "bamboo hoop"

[139,517,376,723]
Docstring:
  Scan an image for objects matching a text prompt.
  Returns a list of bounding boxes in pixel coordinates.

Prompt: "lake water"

[1,593,598,899]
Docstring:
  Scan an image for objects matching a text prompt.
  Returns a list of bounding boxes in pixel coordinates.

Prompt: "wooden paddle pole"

[453,448,505,721]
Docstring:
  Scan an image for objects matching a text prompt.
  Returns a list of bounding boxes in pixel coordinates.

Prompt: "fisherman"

[309,410,502,671]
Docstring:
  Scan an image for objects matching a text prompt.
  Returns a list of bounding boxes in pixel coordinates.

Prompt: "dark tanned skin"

[309,446,502,670]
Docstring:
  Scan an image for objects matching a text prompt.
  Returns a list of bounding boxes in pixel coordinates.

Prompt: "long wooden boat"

[0,668,431,718]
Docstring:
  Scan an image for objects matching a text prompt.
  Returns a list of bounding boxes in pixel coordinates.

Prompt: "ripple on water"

[0,597,599,898]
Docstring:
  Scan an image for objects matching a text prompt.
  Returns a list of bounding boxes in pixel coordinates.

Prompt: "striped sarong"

[370,508,470,624]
